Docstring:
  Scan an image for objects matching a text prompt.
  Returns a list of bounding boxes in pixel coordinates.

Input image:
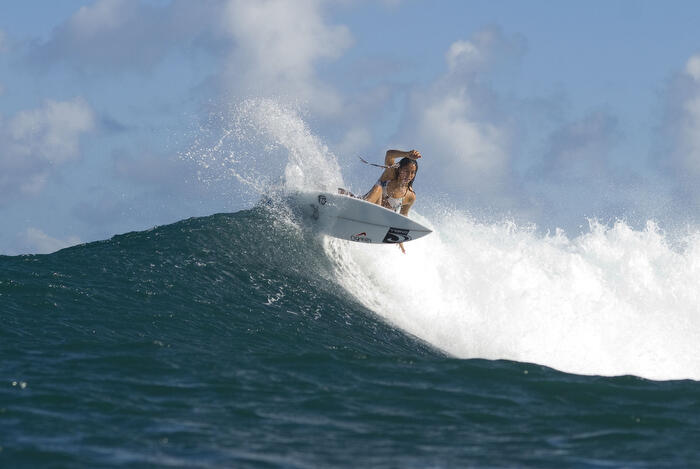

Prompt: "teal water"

[2,207,699,468]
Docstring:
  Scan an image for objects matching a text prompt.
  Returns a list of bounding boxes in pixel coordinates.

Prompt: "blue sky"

[2,0,700,254]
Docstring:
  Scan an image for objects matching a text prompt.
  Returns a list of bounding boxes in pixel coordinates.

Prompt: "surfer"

[363,149,421,253]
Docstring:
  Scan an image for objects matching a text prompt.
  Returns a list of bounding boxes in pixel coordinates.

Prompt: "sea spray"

[182,98,343,201]
[327,213,700,381]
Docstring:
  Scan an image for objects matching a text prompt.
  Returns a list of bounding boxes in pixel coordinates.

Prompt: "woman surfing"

[362,149,421,253]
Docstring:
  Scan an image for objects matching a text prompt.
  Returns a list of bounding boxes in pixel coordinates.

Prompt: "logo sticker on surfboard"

[351,232,372,243]
[383,227,411,243]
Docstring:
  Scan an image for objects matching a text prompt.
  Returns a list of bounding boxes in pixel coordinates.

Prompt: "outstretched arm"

[384,149,422,167]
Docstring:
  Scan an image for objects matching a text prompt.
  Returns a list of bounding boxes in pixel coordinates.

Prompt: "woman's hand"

[407,149,422,160]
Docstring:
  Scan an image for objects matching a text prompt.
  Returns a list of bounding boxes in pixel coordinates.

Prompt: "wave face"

[3,98,700,466]
[3,208,699,468]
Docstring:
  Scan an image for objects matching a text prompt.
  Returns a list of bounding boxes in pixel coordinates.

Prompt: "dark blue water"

[2,208,699,468]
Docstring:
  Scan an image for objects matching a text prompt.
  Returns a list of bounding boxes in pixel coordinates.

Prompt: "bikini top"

[379,179,407,212]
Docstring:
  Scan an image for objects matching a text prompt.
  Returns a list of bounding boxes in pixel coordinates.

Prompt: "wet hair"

[396,157,418,192]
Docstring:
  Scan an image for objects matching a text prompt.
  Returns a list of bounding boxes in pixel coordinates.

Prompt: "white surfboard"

[287,190,432,244]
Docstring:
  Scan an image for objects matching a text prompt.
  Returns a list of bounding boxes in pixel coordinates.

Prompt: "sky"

[2,0,700,254]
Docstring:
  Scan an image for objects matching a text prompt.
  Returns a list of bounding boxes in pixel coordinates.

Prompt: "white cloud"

[22,228,81,254]
[678,103,700,174]
[539,111,619,179]
[9,99,95,164]
[686,55,700,82]
[418,93,508,175]
[221,0,353,114]
[447,27,525,76]
[31,0,221,71]
[398,28,522,193]
[70,0,123,34]
[334,126,373,158]
[446,40,483,72]
[31,0,353,116]
[660,53,700,181]
[0,98,95,200]
[679,55,700,175]
[33,0,353,109]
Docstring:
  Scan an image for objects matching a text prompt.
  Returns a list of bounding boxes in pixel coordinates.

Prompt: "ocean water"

[2,99,700,467]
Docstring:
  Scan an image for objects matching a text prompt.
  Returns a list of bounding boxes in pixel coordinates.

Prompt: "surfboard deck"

[287,190,432,244]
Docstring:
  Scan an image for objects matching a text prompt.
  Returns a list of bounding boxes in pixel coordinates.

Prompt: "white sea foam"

[327,214,700,381]
[205,98,700,381]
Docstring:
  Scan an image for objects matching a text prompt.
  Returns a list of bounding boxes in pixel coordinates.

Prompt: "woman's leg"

[363,185,382,205]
